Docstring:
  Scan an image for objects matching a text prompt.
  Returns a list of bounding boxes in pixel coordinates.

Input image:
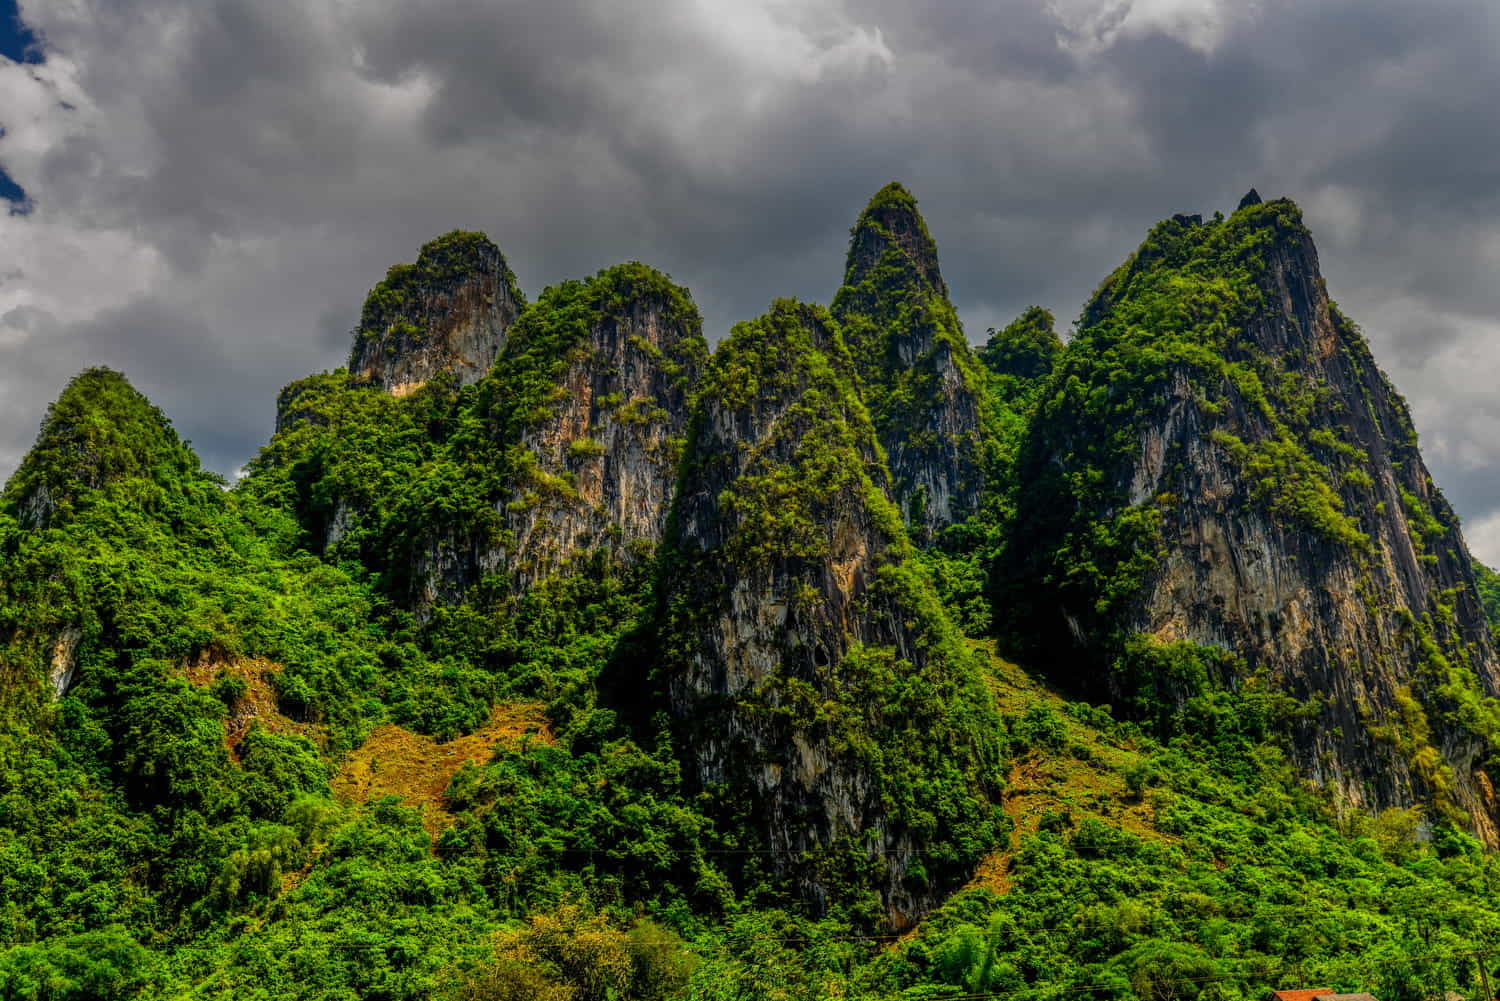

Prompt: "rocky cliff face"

[661,299,1004,926]
[405,264,706,607]
[831,184,990,539]
[496,265,706,592]
[1007,196,1500,840]
[348,231,523,397]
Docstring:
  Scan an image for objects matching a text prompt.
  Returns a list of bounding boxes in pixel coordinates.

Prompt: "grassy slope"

[880,645,1500,1001]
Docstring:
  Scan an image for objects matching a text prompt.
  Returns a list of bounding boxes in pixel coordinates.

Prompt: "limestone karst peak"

[2,367,208,530]
[1237,187,1264,209]
[830,185,990,537]
[1001,196,1500,845]
[842,181,947,298]
[348,230,524,397]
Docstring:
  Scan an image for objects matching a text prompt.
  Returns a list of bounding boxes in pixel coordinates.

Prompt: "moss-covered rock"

[349,230,524,396]
[1000,195,1500,840]
[831,184,993,539]
[660,298,1006,926]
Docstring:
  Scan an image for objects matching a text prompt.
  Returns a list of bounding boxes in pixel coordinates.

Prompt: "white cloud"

[1047,0,1259,56]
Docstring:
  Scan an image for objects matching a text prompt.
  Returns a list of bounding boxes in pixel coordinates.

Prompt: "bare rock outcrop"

[348,231,523,397]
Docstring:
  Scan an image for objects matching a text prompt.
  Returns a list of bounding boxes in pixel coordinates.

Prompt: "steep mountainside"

[1003,193,1500,840]
[252,259,707,609]
[832,184,992,539]
[660,299,1004,926]
[348,231,523,396]
[9,185,1500,1001]
[443,263,707,599]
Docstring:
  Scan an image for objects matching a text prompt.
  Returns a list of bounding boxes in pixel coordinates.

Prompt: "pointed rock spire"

[841,182,947,298]
[1237,187,1263,210]
[831,184,990,538]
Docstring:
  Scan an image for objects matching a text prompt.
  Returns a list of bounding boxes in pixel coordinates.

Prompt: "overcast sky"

[2,0,1500,558]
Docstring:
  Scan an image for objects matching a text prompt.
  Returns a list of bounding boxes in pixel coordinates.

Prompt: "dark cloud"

[3,0,1500,557]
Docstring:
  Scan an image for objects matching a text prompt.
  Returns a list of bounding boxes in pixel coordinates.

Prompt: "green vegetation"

[980,306,1064,389]
[888,657,1500,1001]
[351,231,523,362]
[1475,562,1500,642]
[6,191,1500,1001]
[659,299,1006,915]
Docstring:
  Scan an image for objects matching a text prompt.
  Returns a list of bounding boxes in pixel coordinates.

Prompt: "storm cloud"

[3,0,1500,555]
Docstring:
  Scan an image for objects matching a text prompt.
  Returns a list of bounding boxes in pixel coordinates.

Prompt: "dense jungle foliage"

[2,194,1500,1001]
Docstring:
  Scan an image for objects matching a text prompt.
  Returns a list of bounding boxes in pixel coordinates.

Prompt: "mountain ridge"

[4,184,1500,999]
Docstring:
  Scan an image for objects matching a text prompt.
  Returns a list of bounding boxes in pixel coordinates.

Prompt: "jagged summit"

[1238,187,1263,209]
[1082,193,1300,328]
[831,184,990,537]
[842,182,947,298]
[349,230,523,397]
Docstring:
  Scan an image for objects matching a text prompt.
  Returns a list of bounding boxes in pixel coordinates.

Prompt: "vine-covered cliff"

[1002,193,1500,840]
[659,299,1004,925]
[832,184,991,539]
